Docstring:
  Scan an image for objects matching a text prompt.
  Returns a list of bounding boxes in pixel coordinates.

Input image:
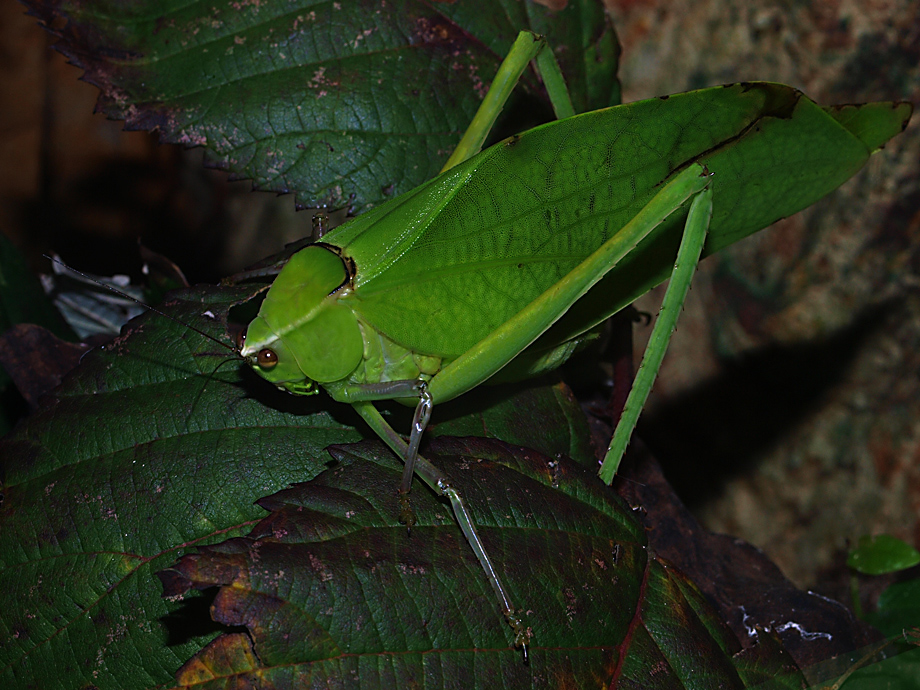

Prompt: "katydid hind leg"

[598,182,714,484]
[440,482,529,661]
[427,164,713,408]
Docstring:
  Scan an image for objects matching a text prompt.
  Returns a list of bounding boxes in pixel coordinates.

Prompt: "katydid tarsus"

[230,30,910,655]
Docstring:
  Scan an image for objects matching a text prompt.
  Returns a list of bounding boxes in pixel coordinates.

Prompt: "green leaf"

[847,534,920,575]
[0,285,363,690]
[866,578,920,638]
[805,642,920,690]
[428,378,597,468]
[730,632,805,690]
[25,0,619,211]
[160,437,802,688]
[0,279,805,686]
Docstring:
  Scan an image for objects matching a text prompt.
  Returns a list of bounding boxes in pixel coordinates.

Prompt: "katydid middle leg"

[330,377,433,525]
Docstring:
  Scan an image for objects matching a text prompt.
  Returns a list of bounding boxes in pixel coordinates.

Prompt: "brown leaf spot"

[0,325,88,407]
[530,0,569,10]
[175,632,261,684]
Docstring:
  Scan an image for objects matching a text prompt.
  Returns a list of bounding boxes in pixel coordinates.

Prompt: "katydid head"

[238,323,320,396]
[238,244,365,396]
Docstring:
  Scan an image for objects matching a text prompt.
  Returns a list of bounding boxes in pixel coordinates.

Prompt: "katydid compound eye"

[235,329,246,351]
[257,349,278,369]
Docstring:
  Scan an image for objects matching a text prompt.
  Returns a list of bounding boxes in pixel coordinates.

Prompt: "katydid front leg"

[440,30,574,173]
[333,378,433,526]
[352,401,529,659]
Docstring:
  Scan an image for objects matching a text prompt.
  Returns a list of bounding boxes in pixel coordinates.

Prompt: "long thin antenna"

[44,254,238,356]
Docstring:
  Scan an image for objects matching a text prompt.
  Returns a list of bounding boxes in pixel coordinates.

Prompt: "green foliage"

[2,0,913,687]
[805,641,920,690]
[837,535,920,689]
[867,580,920,639]
[0,287,364,689]
[160,436,803,688]
[0,287,806,687]
[26,0,619,212]
[847,534,920,576]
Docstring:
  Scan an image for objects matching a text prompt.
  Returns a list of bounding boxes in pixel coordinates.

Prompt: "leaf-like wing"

[323,86,910,359]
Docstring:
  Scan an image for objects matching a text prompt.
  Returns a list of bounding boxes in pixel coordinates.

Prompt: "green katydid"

[228,31,910,656]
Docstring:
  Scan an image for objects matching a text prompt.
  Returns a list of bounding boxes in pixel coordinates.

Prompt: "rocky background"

[608,0,920,600]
